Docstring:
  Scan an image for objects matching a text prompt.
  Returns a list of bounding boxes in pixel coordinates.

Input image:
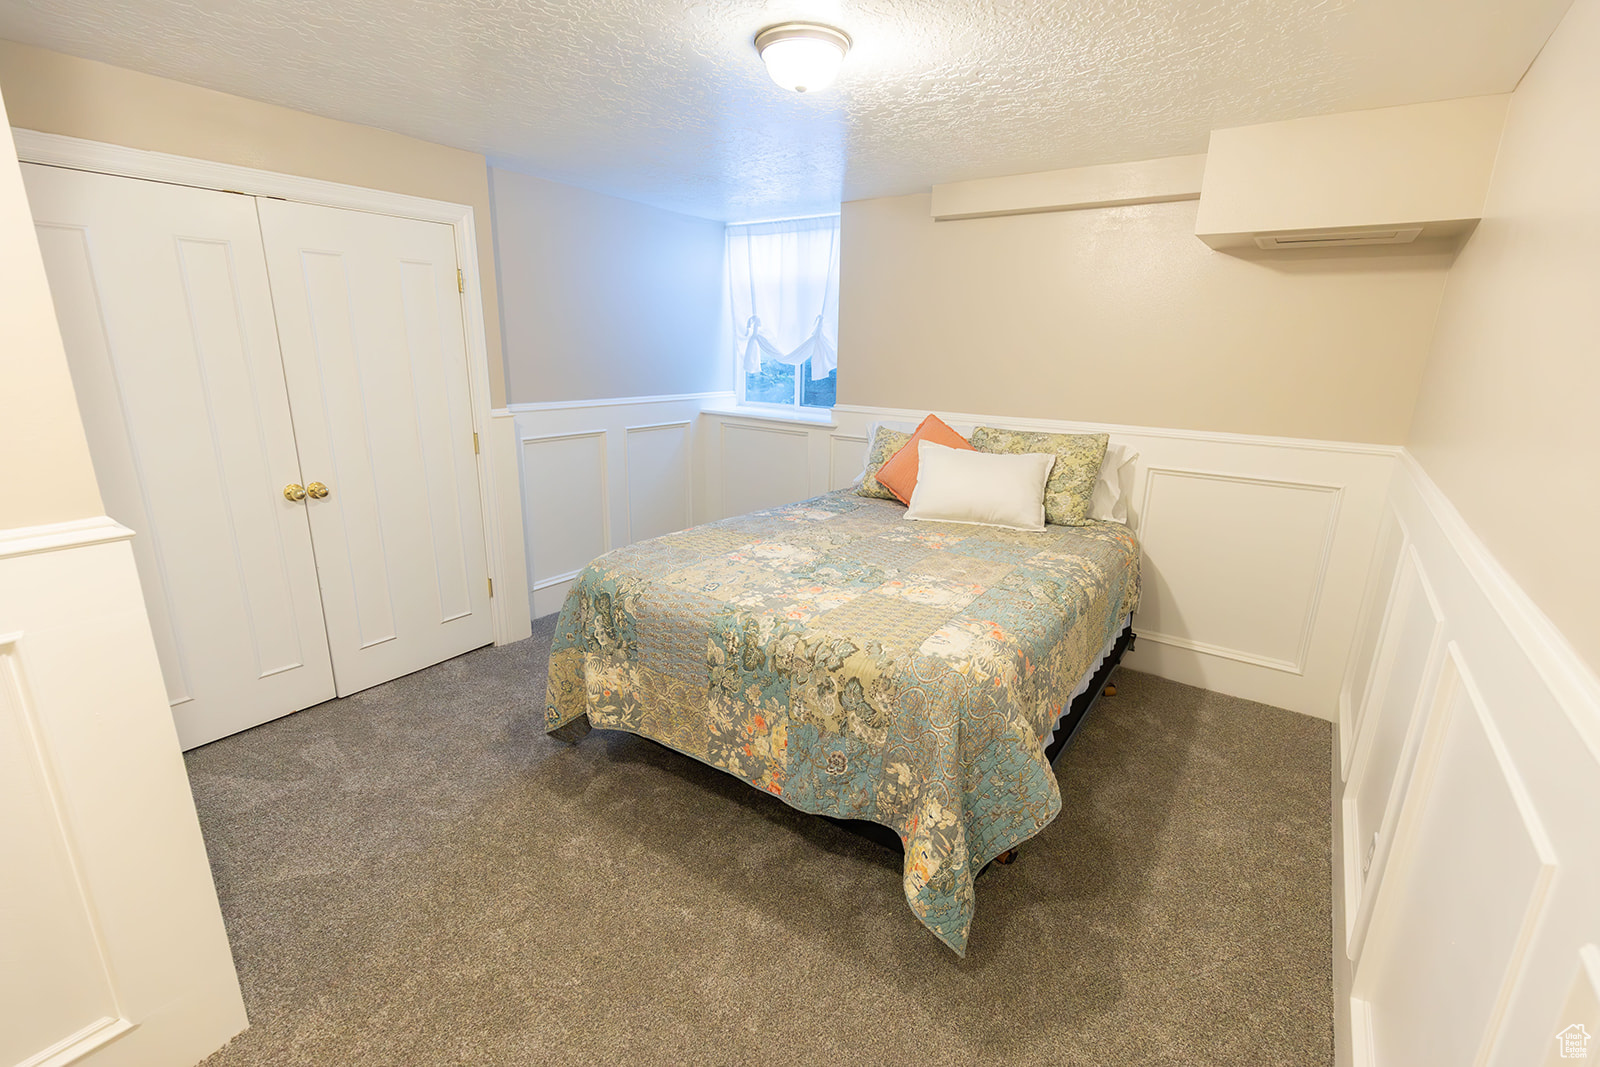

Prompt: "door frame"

[13,128,531,647]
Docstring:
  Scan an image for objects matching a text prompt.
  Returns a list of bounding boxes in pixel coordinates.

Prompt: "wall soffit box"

[929,154,1207,221]
[922,94,1506,246]
[1193,95,1510,252]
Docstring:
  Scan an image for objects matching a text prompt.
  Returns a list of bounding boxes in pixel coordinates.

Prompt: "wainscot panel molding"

[1332,454,1600,1067]
[0,536,247,1065]
[1135,467,1342,676]
[624,420,693,543]
[828,433,869,492]
[718,421,812,518]
[1339,541,1446,964]
[521,429,609,619]
[512,394,718,619]
[1,631,128,1065]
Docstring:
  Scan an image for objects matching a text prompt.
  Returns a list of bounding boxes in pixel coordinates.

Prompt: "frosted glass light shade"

[755,23,851,93]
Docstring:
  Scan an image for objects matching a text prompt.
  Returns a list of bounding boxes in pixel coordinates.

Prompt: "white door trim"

[12,128,526,646]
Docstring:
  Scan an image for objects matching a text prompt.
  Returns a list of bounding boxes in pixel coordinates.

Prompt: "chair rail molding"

[829,403,1405,458]
[507,390,734,413]
[0,515,133,560]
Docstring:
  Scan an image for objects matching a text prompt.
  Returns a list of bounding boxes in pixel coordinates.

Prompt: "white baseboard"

[19,1016,134,1067]
[531,570,583,619]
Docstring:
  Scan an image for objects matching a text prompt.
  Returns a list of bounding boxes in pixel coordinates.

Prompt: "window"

[726,214,840,410]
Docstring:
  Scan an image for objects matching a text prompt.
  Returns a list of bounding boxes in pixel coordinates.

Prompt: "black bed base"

[827,622,1137,864]
[1045,622,1137,765]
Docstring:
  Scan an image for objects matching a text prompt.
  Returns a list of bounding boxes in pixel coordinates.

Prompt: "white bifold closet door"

[255,199,492,697]
[24,165,493,748]
[25,164,336,746]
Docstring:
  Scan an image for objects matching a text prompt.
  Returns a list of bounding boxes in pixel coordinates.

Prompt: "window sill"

[701,405,837,429]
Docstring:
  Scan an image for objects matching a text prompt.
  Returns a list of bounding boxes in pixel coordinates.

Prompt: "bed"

[544,487,1140,955]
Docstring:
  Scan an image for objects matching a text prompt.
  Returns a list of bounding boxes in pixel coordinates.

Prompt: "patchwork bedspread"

[544,489,1140,955]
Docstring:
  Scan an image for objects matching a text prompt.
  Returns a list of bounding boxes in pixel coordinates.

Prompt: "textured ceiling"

[0,0,1573,220]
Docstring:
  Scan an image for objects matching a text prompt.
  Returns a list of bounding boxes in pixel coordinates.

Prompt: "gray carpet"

[188,614,1334,1066]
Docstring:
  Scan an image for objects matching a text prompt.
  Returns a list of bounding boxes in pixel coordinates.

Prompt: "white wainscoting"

[719,420,813,516]
[625,420,693,543]
[695,402,1397,720]
[509,392,729,618]
[0,522,248,1065]
[519,395,1397,718]
[507,392,1600,1066]
[1332,454,1600,1067]
[1136,467,1343,676]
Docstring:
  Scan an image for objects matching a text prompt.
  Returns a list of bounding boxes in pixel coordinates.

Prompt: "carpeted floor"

[187,614,1334,1066]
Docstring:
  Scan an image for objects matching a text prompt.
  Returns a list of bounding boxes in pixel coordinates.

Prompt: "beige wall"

[490,166,727,404]
[838,192,1454,443]
[0,39,508,406]
[0,88,102,529]
[1407,0,1600,674]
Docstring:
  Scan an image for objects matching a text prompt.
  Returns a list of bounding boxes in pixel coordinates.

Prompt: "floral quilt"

[544,489,1140,955]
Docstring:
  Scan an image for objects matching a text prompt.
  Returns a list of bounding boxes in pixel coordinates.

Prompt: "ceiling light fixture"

[754,22,851,93]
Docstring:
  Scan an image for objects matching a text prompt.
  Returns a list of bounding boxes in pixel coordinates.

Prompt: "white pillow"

[857,421,1138,525]
[905,442,1056,532]
[1090,442,1139,525]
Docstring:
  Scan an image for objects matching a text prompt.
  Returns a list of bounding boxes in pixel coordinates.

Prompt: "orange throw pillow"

[875,414,976,505]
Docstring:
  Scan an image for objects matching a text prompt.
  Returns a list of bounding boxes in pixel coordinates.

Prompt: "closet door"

[23,164,336,748]
[256,200,493,696]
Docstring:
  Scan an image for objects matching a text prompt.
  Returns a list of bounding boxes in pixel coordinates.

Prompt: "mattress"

[544,489,1140,954]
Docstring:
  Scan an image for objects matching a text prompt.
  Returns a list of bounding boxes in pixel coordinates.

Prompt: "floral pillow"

[856,425,912,500]
[968,427,1109,525]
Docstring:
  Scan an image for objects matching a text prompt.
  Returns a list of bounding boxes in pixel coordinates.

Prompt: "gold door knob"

[283,483,307,502]
[306,482,330,499]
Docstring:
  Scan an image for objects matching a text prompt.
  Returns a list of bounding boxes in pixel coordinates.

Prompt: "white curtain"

[727,215,840,382]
